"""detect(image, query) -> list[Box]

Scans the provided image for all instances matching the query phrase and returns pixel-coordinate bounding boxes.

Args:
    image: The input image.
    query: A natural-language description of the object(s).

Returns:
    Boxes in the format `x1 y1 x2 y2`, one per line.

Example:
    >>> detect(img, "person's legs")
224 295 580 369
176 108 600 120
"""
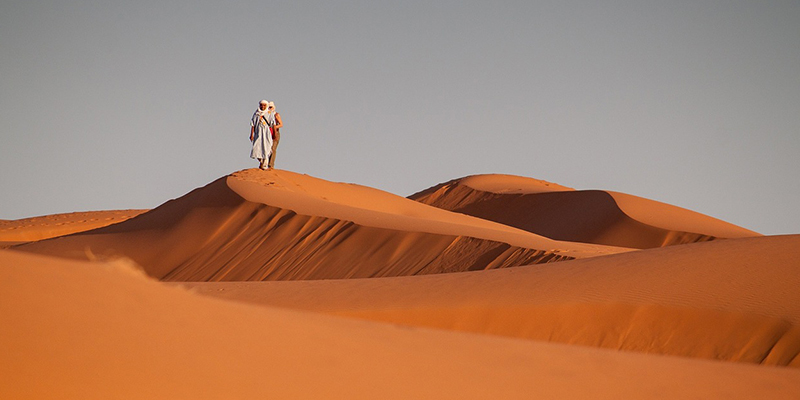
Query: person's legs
268 130 280 168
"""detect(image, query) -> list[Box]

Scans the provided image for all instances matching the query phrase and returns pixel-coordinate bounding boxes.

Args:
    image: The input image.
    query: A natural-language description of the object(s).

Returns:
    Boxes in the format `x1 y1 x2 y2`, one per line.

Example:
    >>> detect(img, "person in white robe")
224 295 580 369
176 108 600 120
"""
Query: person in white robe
250 100 274 170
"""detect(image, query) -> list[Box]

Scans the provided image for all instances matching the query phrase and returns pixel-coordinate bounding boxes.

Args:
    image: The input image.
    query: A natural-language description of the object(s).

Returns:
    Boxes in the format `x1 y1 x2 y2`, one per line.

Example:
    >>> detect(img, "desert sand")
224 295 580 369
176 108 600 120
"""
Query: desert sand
184 234 800 366
410 174 760 248
0 209 146 248
2 169 798 398
14 170 627 281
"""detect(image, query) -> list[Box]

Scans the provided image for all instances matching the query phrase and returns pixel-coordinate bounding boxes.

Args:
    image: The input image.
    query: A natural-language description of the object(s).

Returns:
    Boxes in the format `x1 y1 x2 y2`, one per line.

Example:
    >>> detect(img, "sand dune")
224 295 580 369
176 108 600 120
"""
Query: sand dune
3 249 799 400
184 234 800 367
14 169 625 281
0 210 146 248
3 169 797 398
410 174 760 248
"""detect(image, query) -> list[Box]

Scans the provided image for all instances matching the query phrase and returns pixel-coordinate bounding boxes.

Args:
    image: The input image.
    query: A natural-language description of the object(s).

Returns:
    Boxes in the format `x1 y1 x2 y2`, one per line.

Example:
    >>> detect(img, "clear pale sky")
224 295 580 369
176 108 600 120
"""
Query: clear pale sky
2 1 798 234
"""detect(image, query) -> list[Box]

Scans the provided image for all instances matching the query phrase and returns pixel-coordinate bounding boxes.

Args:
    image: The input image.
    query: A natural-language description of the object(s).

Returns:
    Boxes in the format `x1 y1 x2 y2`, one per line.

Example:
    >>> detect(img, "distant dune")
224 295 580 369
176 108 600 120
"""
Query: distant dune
0 210 146 248
410 174 760 248
3 168 798 399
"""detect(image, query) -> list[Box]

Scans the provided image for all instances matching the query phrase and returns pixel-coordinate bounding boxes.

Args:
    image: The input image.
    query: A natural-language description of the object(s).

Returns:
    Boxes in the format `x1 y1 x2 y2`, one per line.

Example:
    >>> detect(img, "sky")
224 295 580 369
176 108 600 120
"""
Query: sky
1 0 798 235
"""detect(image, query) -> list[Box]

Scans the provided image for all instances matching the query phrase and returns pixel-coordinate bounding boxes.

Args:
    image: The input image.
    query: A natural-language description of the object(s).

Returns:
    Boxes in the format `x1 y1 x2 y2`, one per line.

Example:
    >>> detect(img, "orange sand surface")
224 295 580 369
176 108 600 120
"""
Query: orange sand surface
3 169 799 398
411 174 760 248
0 210 147 248
2 250 800 400
15 170 626 281
184 234 800 366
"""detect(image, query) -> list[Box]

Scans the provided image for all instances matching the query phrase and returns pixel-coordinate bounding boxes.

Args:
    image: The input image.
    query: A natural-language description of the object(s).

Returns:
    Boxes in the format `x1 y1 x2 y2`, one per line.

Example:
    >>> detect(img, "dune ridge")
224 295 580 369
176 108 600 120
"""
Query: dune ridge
3 168 798 398
410 174 760 249
15 170 604 281
226 169 623 257
0 210 146 248
184 234 800 367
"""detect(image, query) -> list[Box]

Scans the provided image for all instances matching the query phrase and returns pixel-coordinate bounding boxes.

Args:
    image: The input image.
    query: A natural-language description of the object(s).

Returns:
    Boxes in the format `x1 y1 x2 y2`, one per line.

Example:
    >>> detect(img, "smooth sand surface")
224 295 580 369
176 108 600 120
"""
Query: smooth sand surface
3 170 798 398
3 250 800 400
14 170 626 281
183 234 800 366
0 210 146 248
410 174 760 248
226 169 623 257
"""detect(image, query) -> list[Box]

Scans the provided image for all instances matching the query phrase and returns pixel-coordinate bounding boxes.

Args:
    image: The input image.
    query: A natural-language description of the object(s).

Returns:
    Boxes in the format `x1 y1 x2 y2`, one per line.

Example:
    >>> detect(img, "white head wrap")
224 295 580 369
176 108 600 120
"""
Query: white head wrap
253 100 273 127
255 100 270 118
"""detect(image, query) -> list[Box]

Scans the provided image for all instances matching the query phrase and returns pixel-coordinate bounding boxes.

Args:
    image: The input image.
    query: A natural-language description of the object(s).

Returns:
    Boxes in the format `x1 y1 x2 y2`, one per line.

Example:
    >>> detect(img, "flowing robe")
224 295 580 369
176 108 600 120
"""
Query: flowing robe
250 110 274 160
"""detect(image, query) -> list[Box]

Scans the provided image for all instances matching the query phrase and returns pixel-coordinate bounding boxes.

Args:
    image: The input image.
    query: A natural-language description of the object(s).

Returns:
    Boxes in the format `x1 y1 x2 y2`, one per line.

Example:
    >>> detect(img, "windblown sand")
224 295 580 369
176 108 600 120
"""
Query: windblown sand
2 169 798 399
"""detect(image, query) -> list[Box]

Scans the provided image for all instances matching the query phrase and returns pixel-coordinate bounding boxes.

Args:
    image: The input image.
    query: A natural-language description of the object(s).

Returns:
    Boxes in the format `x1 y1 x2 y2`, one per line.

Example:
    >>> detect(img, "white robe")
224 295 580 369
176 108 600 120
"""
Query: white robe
250 110 274 160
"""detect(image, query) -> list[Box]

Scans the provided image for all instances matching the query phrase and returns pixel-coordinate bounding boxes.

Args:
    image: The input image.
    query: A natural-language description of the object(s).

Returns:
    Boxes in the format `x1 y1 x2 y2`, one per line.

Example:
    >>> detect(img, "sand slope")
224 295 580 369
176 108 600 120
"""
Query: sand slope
0 210 146 248
410 174 760 248
14 170 625 281
3 169 798 398
184 234 800 367
3 250 800 400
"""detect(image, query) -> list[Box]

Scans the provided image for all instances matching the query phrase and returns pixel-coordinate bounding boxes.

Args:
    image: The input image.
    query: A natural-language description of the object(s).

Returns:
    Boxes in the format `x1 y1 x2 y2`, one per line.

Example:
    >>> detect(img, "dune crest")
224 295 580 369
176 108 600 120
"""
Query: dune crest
16 170 628 281
410 174 760 249
0 210 146 248
3 169 799 398
184 235 800 367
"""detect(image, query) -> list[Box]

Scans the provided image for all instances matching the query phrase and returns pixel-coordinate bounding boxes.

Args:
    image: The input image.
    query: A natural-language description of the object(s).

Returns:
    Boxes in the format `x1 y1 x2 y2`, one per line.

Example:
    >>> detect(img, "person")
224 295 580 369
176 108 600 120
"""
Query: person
250 100 274 170
267 101 283 169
